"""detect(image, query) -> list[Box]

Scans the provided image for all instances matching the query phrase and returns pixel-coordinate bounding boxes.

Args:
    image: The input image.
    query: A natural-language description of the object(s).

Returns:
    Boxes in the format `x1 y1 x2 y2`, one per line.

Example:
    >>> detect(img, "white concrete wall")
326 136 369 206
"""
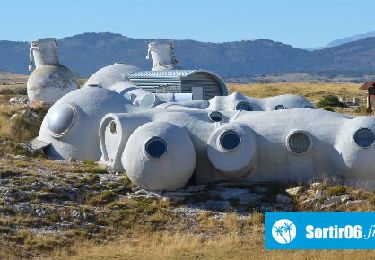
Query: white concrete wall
100 108 375 190
122 122 196 191
27 65 77 105
37 86 133 160
157 91 314 111
84 63 141 89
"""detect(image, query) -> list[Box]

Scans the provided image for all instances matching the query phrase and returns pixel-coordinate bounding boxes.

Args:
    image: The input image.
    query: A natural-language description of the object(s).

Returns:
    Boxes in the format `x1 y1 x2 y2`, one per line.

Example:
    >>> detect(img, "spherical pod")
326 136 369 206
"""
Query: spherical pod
37 85 131 160
122 122 196 191
27 65 77 106
207 123 257 178
335 116 375 186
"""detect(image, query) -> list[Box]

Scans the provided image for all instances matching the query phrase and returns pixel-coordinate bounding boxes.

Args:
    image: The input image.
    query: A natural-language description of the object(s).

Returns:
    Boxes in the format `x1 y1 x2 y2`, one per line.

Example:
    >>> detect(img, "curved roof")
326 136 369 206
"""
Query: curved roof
128 69 228 95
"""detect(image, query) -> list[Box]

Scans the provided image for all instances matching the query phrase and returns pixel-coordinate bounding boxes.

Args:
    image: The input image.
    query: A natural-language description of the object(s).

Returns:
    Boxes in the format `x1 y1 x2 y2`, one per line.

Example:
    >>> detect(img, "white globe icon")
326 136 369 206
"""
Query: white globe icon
272 219 296 244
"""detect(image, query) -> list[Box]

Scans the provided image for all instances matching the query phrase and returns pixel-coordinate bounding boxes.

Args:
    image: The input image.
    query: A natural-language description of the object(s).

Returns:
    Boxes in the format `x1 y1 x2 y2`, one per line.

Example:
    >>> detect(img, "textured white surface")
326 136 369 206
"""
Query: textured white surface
122 122 196 191
84 63 141 89
157 91 314 111
100 108 375 190
27 65 77 105
27 38 77 105
37 86 132 160
207 124 257 178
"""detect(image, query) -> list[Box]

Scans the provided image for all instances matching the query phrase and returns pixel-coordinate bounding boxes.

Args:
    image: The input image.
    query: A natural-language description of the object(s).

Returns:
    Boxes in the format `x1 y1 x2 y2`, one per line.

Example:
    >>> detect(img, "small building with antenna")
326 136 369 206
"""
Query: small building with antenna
128 41 228 100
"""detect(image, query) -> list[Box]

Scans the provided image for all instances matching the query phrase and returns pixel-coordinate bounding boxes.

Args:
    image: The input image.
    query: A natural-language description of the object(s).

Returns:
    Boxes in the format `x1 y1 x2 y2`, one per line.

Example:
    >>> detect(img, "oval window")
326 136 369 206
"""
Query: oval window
145 137 168 158
219 130 241 151
47 103 76 137
109 121 117 134
275 104 285 110
235 101 253 111
209 111 223 122
353 128 375 148
288 132 311 154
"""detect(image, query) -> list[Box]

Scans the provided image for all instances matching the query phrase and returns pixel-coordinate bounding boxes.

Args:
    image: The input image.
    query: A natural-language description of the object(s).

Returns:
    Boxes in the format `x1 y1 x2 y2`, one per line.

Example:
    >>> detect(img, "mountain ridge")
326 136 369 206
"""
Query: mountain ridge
1 32 375 78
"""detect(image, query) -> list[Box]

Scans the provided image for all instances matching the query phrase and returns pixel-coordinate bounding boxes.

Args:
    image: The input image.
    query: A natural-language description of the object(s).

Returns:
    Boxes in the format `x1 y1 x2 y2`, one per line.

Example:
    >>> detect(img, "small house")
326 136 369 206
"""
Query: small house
360 81 375 109
127 70 228 100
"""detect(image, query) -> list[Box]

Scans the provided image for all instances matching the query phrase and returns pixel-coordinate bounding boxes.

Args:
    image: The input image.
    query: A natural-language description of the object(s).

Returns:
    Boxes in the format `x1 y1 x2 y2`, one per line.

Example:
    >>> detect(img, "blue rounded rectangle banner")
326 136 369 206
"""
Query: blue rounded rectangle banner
265 212 375 249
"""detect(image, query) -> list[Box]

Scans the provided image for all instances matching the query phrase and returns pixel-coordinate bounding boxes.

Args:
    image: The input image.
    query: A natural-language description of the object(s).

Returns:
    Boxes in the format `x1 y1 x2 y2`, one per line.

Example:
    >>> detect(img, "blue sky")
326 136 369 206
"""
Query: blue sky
1 0 375 48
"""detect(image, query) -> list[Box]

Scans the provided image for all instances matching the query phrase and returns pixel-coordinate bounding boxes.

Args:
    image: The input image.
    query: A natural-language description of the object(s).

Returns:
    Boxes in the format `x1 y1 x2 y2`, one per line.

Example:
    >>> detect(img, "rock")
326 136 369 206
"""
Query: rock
276 194 292 204
285 186 303 196
8 97 29 106
346 200 369 206
12 155 27 160
320 195 351 208
10 114 18 120
340 195 351 203
301 198 316 206
67 157 76 163
311 182 322 189
314 189 322 199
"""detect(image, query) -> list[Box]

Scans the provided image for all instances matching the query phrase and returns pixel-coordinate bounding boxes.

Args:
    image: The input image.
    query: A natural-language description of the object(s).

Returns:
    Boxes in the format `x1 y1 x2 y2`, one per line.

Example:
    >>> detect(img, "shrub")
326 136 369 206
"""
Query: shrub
327 185 347 196
317 95 346 108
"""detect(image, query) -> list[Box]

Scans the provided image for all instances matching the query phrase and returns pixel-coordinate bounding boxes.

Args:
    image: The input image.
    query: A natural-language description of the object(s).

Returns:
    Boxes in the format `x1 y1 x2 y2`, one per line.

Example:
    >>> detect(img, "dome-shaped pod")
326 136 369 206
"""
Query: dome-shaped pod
207 124 257 178
202 92 314 112
263 94 314 111
36 86 131 160
335 116 375 185
84 63 141 90
27 38 77 107
208 92 262 111
122 122 196 191
27 65 77 107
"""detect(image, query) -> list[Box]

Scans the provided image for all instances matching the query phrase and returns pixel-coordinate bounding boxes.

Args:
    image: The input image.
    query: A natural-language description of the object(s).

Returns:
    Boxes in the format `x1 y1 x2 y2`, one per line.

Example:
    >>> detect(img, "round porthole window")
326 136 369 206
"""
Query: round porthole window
145 137 168 159
209 111 223 122
47 103 76 137
219 130 241 151
353 128 375 148
275 104 285 110
235 101 253 111
287 131 311 154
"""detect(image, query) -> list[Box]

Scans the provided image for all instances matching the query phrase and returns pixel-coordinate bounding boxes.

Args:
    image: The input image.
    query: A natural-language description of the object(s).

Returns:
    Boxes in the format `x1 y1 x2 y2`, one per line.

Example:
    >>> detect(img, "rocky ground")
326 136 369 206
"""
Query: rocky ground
0 150 374 258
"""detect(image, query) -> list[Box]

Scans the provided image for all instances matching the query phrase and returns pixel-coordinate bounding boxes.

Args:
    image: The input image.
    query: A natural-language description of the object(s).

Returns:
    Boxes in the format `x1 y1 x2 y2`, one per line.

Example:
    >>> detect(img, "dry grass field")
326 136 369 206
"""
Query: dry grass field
1 79 375 259
228 82 367 106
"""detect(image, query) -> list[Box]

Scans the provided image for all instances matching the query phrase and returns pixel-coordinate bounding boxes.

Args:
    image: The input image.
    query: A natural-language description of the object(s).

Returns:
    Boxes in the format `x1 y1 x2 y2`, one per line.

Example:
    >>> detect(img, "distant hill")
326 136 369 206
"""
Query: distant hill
0 70 28 84
2 32 375 79
326 31 375 48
